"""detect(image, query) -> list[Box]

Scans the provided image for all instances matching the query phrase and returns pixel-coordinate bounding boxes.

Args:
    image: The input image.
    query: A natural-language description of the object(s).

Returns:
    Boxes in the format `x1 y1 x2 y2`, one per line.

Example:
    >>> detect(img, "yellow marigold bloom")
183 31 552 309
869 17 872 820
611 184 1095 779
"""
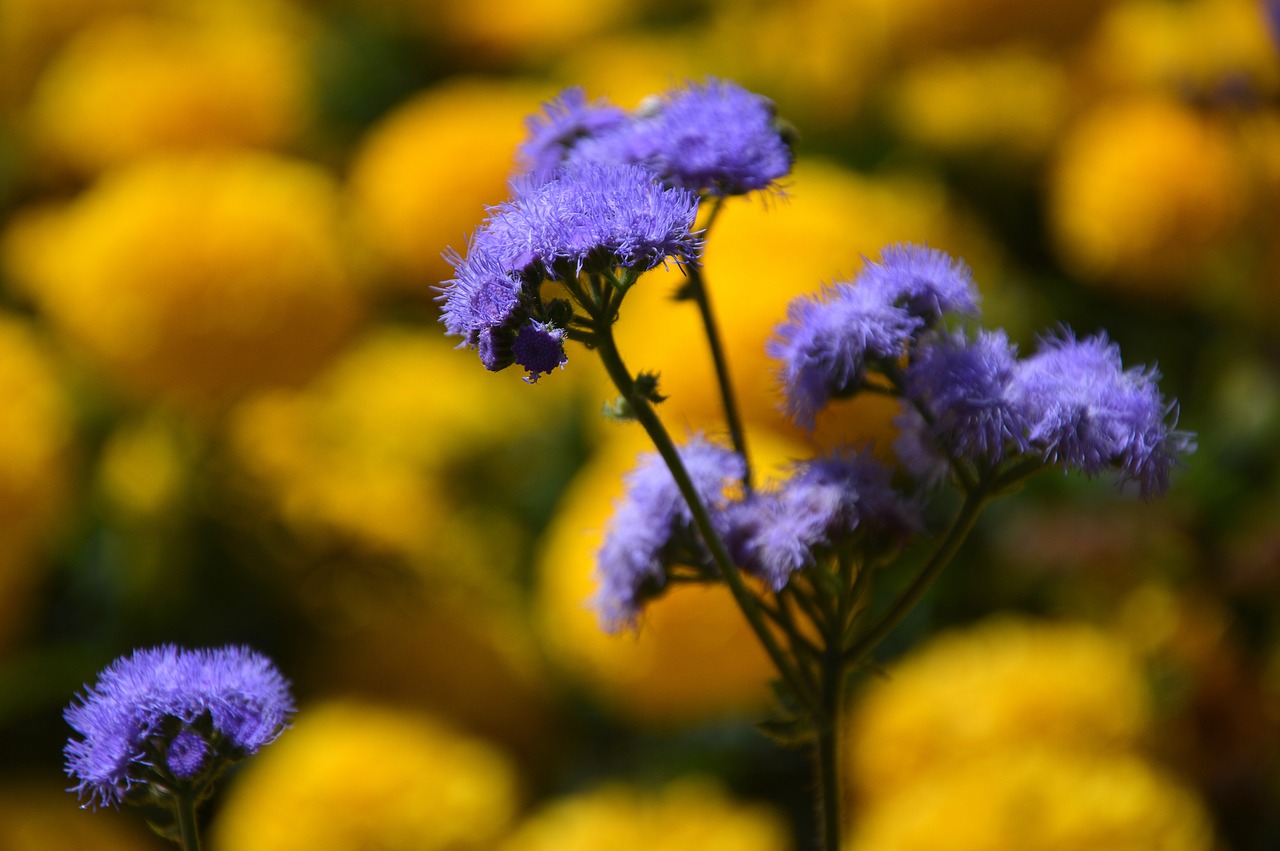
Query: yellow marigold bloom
846 617 1152 806
885 47 1070 161
534 427 808 724
0 784 164 850
500 778 792 851
209 700 519 851
226 326 561 577
10 151 363 414
1048 96 1244 294
0 314 73 651
27 2 313 173
348 78 553 290
846 748 1215 851
602 158 1002 456
1085 0 1280 99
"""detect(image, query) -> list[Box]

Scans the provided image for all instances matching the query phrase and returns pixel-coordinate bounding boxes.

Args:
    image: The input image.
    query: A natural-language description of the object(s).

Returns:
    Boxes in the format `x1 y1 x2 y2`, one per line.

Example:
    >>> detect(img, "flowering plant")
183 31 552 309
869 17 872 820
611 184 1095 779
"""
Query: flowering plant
439 78 1194 849
64 645 294 851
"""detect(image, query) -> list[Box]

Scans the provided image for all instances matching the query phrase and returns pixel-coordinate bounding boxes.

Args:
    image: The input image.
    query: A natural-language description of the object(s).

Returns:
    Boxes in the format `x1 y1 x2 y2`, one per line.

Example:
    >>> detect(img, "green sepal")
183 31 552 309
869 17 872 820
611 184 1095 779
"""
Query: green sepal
635 371 666 404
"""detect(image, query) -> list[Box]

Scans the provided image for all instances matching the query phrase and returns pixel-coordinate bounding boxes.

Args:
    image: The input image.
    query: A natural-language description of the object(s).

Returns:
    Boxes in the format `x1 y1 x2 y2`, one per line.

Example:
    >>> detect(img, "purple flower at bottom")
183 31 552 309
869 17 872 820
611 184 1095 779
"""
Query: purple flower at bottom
1011 331 1194 497
512 320 567 382
594 436 746 630
64 645 294 808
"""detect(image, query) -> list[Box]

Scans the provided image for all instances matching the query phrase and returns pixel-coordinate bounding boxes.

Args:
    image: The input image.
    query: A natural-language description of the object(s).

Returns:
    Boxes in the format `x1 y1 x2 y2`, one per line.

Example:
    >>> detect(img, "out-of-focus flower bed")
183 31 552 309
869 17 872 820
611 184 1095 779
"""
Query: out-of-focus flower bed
0 0 1277 848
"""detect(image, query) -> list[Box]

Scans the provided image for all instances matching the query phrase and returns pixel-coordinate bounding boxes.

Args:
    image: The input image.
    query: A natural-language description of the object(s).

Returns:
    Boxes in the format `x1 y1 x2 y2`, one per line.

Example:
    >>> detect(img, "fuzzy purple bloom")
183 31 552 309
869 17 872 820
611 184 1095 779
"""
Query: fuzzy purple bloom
572 79 794 196
64 645 293 808
901 329 1026 468
594 436 746 630
1010 331 1194 497
512 320 567 382
770 244 979 429
729 450 921 589
517 87 629 183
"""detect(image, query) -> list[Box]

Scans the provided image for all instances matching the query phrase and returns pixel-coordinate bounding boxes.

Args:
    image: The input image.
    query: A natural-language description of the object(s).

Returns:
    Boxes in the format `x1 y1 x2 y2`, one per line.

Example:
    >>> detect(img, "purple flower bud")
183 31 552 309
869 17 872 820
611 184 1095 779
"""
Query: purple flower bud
512 320 567 382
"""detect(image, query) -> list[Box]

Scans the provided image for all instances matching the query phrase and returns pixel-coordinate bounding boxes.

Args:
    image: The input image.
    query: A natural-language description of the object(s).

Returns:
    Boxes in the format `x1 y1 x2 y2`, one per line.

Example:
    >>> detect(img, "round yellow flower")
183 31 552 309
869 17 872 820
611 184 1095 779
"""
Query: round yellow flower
846 748 1214 851
846 617 1153 806
209 700 520 851
0 314 74 651
27 2 313 173
534 427 807 724
10 151 364 414
1048 96 1244 295
1084 0 1280 100
347 77 554 290
500 778 792 851
225 326 566 579
885 47 1069 162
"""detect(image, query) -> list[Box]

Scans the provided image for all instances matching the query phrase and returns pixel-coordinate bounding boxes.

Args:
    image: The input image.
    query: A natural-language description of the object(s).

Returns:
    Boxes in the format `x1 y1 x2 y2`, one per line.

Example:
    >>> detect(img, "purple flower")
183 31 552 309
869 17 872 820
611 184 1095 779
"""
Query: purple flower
1010 331 1194 497
728 450 921 589
440 162 701 376
594 436 746 630
901 329 1026 469
517 87 628 183
512 319 567 382
573 79 794 196
64 645 294 808
770 244 980 429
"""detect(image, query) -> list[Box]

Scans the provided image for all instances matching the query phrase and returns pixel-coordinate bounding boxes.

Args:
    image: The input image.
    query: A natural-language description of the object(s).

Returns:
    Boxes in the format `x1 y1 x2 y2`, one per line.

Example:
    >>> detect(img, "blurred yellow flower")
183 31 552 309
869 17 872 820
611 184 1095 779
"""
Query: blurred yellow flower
862 0 1114 51
534 426 801 724
7 151 364 414
0 784 164 851
600 157 1002 456
226 325 564 580
348 77 554 290
1048 96 1244 295
96 413 188 518
885 47 1070 161
209 700 519 851
500 778 792 851
846 748 1215 851
0 314 73 651
431 0 634 61
846 617 1152 806
27 2 314 173
1085 0 1280 99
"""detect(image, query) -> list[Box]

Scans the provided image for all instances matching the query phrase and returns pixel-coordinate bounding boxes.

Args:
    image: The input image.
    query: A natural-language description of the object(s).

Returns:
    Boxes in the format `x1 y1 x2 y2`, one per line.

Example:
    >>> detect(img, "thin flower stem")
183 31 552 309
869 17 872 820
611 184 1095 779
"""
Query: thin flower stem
816 655 844 851
843 487 990 666
682 199 752 488
591 314 820 718
172 790 203 851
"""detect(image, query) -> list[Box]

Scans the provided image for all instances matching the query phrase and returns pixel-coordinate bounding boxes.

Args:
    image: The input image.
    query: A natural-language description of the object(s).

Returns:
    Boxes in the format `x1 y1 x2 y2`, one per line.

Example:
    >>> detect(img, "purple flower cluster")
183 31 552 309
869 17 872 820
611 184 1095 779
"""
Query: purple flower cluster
441 161 700 380
593 439 923 627
726 451 922 591
518 79 794 197
769 244 979 428
64 645 294 808
768 243 1192 497
595 436 746 629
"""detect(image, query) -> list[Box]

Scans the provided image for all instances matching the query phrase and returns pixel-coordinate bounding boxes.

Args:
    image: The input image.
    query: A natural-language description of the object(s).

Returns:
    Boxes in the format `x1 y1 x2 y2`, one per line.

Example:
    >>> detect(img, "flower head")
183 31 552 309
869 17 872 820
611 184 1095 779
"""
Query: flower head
64 645 294 808
574 79 795 196
770 244 979 429
1011 331 1194 497
517 86 629 183
594 436 746 629
900 328 1026 471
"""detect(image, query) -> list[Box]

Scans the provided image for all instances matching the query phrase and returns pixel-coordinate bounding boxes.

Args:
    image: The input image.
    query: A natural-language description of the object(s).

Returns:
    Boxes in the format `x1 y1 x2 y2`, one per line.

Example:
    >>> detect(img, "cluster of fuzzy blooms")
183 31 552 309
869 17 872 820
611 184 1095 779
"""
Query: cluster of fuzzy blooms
434 78 1193 631
595 244 1195 627
439 79 793 381
64 645 294 808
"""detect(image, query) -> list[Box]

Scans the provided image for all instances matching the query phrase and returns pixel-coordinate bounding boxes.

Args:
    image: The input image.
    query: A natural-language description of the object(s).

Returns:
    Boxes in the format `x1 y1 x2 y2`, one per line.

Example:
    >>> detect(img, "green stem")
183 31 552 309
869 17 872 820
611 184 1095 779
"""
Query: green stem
843 488 990 666
172 790 203 851
591 316 819 717
686 261 752 489
816 657 844 851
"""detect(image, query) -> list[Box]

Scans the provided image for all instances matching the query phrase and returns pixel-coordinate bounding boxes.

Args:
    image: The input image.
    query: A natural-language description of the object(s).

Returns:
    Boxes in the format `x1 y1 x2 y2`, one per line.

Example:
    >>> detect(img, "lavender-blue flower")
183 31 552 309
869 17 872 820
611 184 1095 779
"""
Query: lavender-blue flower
594 436 746 630
517 86 629 183
64 645 294 808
